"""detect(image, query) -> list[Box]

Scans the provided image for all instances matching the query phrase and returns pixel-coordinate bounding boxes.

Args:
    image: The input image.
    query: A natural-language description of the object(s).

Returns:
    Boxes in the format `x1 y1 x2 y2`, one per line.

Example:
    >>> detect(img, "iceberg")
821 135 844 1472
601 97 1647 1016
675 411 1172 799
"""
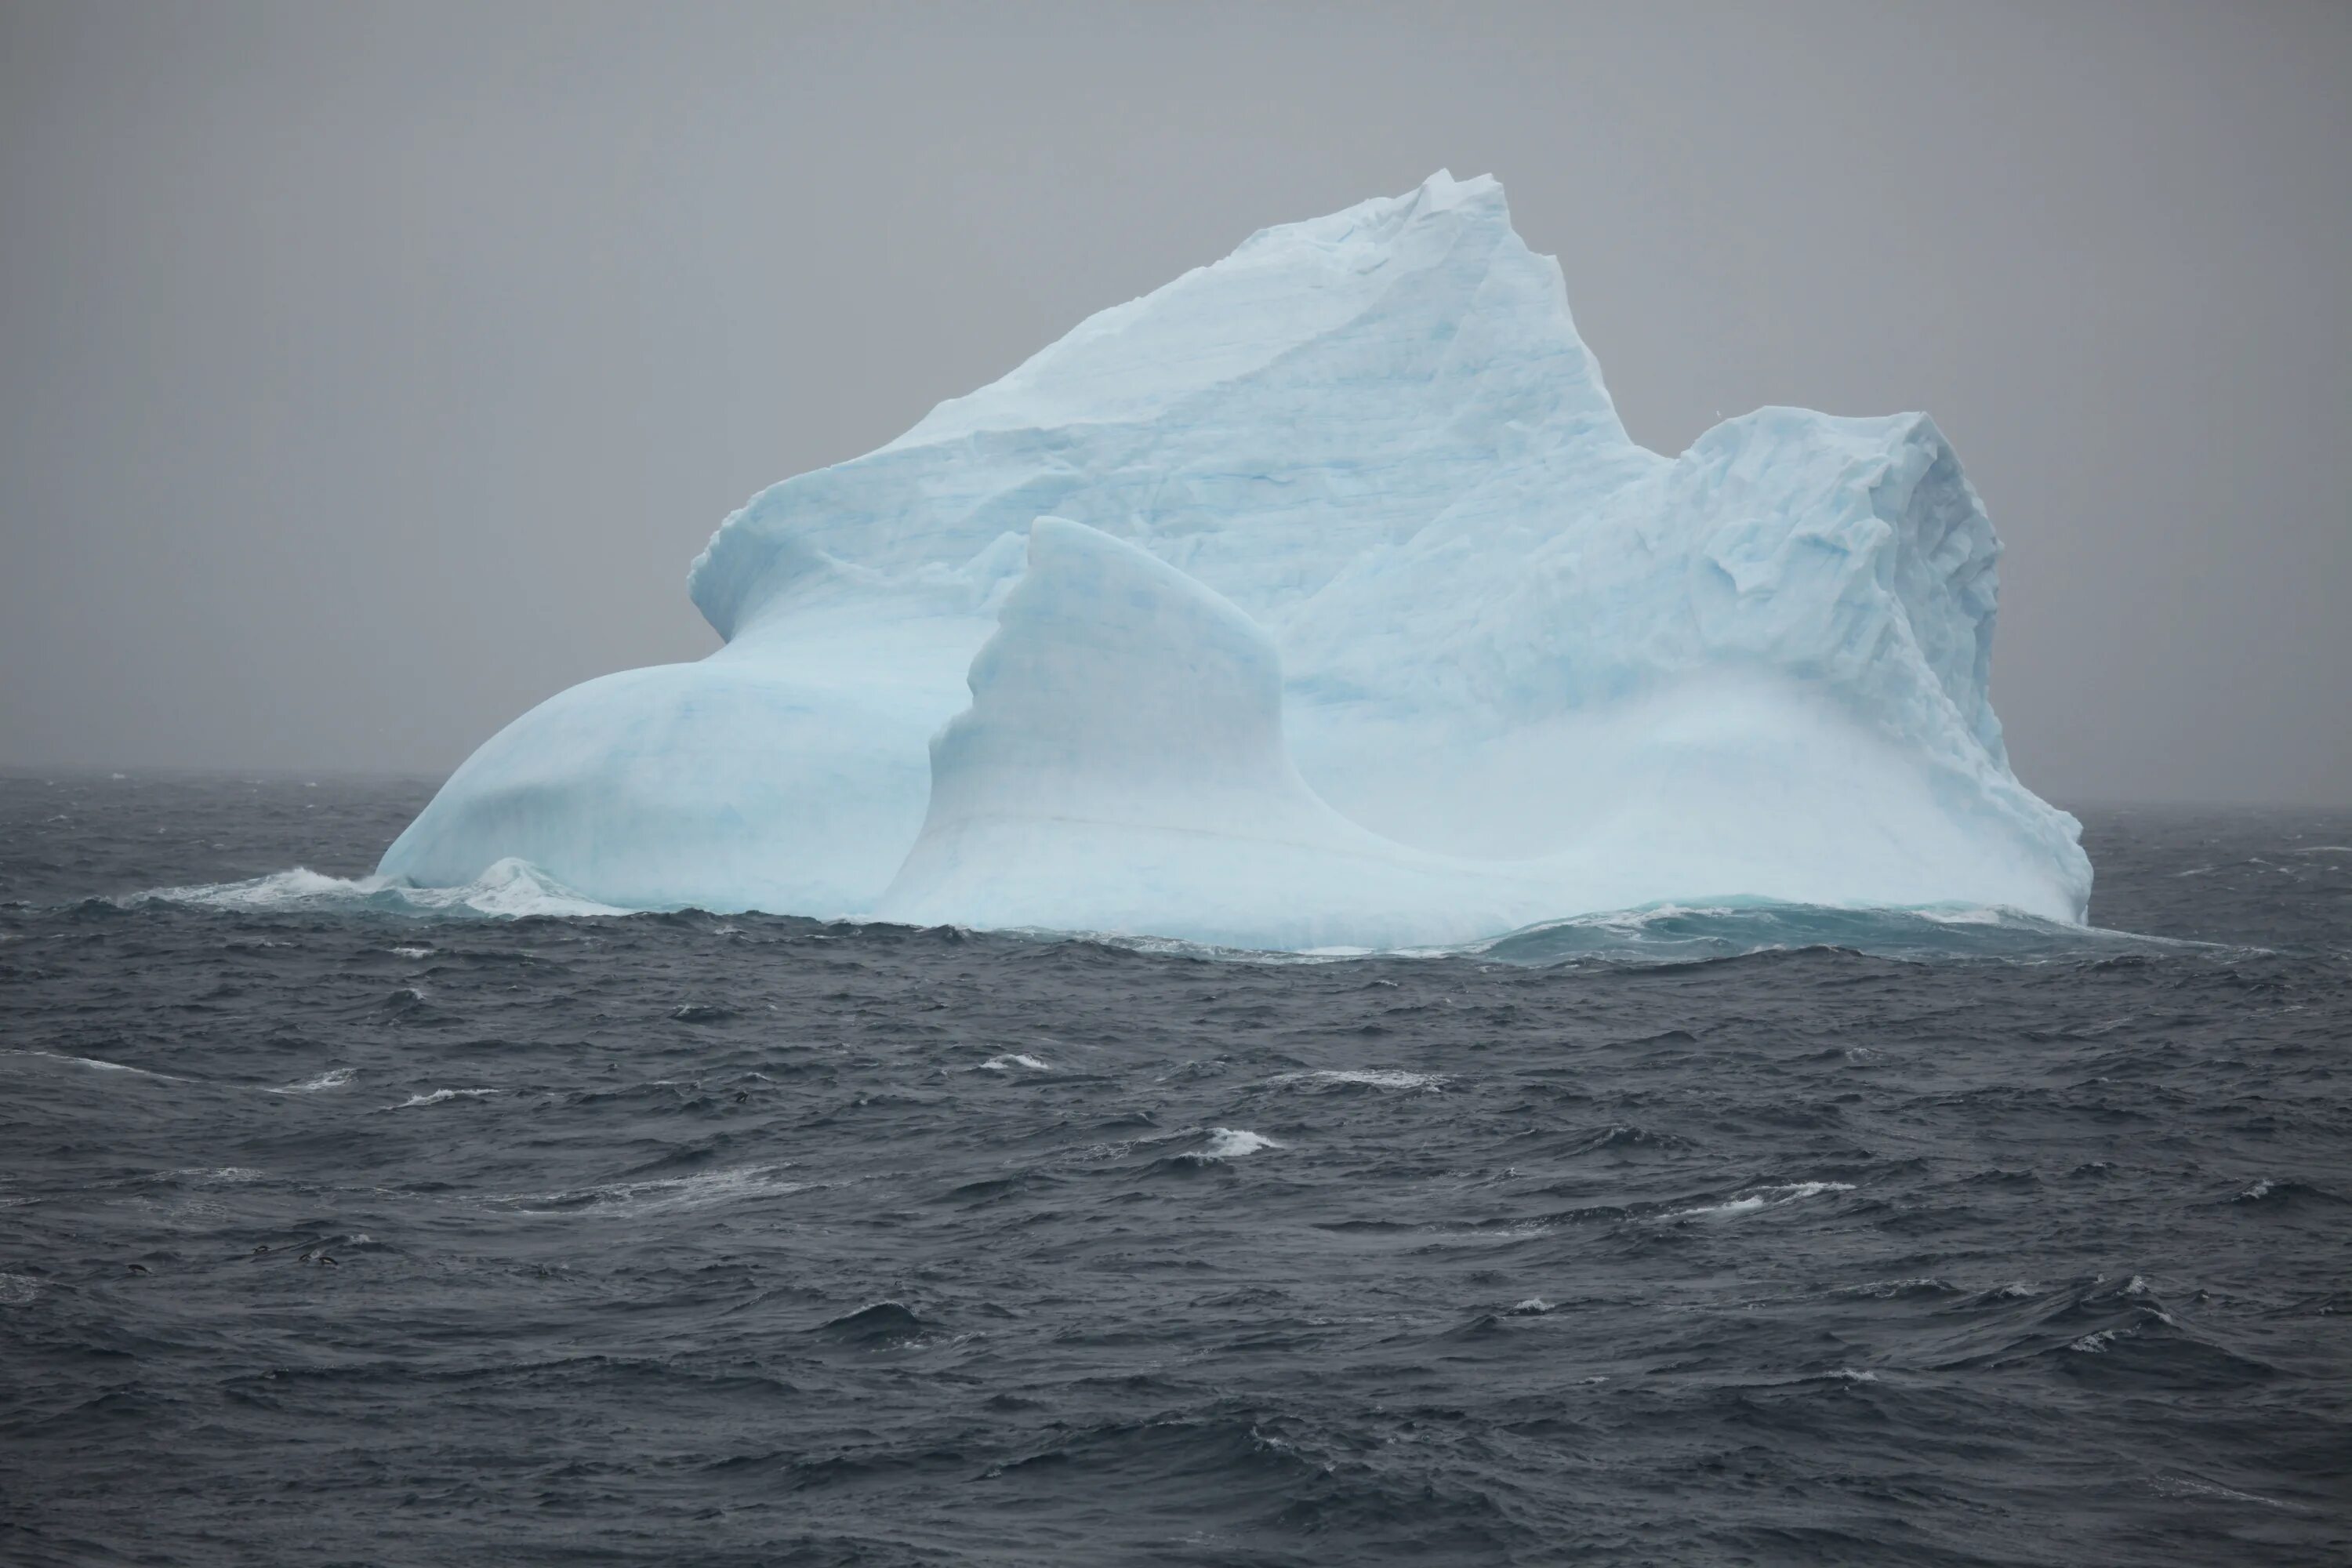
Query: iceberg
380 171 2089 945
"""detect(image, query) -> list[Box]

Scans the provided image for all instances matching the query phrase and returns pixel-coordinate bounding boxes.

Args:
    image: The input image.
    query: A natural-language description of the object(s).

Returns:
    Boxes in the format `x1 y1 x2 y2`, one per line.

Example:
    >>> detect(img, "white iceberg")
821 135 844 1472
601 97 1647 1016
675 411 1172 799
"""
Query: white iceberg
380 171 2089 944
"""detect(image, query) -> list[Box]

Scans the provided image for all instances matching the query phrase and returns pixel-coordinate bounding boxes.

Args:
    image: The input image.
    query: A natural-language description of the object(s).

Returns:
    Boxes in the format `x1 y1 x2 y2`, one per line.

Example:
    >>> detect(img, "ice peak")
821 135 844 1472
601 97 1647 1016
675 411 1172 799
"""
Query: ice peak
1395 167 1508 220
881 170 1575 457
1236 167 1506 255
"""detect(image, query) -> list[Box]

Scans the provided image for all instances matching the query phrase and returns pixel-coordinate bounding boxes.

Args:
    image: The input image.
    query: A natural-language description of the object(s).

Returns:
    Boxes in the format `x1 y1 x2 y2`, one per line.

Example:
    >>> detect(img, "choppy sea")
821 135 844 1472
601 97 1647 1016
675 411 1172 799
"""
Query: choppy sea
2 774 2347 1566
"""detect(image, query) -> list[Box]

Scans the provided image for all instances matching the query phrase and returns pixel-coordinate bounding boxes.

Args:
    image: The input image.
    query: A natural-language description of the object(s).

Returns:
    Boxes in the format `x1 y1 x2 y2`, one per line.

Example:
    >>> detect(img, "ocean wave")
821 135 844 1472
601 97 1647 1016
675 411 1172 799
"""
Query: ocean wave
266 1068 355 1094
390 1087 498 1109
964 900 2217 967
1663 1180 1856 1221
1200 1128 1282 1159
3 1049 186 1082
1269 1069 1443 1092
2150 1475 2298 1510
491 1163 810 1218
123 858 622 920
1463 902 2212 967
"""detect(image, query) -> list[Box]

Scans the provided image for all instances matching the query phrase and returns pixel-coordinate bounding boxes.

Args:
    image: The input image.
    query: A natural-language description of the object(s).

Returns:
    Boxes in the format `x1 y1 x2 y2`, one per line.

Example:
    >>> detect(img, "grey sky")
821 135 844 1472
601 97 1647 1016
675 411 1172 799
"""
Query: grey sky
2 1 2345 806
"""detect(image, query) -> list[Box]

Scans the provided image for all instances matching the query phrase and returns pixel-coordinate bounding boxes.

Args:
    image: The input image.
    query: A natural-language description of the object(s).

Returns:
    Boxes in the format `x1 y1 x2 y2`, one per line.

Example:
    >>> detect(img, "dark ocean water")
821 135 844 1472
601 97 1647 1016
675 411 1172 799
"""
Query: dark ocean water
2 774 2347 1566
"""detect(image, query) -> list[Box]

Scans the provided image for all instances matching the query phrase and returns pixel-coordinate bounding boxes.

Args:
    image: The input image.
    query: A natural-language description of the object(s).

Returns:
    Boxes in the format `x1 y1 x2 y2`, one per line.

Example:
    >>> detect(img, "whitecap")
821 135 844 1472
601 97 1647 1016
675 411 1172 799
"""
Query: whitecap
1270 1069 1443 1091
128 858 622 920
1664 1180 1854 1221
390 1087 498 1109
134 866 350 909
1839 1276 1951 1299
495 1163 808 1217
6 1050 184 1082
170 1167 265 1184
978 1054 1050 1072
266 1068 354 1094
2151 1475 2292 1509
1918 906 2008 926
1201 1128 1281 1158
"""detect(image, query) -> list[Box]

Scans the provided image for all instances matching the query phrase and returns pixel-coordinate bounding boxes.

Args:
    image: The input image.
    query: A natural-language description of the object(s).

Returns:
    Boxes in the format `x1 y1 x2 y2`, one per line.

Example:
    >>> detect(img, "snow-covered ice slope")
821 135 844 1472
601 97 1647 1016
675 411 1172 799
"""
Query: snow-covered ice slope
380 171 2089 942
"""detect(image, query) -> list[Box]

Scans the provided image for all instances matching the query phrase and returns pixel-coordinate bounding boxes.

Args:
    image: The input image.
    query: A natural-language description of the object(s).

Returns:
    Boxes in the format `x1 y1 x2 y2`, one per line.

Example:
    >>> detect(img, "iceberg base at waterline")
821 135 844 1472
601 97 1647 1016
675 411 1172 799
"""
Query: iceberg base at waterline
377 171 2089 949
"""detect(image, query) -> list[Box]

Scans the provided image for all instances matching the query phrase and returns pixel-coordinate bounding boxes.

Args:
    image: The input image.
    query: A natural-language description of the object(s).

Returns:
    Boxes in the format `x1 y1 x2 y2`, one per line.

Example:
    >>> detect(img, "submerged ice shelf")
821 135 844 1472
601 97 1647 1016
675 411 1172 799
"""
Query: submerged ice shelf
380 171 2089 947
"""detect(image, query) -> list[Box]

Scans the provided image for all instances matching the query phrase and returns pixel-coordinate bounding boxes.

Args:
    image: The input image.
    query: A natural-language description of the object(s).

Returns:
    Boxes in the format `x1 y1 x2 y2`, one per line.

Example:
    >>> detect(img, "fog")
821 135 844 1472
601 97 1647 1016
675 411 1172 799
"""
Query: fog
2 2 2344 805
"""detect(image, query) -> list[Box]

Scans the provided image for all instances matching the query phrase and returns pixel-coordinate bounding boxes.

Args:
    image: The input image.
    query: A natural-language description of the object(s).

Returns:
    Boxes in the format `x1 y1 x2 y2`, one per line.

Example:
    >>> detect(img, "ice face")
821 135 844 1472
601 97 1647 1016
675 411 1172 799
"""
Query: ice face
875 518 1561 949
379 171 2091 942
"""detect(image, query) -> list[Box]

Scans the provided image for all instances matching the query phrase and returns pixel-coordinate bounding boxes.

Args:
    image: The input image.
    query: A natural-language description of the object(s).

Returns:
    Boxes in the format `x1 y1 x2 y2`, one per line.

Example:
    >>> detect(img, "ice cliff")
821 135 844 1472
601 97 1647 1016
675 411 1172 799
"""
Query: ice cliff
380 171 2090 945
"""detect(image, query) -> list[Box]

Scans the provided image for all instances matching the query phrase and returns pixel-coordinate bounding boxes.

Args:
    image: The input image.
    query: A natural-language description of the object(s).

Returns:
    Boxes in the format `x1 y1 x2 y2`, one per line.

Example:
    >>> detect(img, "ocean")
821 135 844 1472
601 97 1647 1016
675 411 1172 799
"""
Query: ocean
2 774 2346 1565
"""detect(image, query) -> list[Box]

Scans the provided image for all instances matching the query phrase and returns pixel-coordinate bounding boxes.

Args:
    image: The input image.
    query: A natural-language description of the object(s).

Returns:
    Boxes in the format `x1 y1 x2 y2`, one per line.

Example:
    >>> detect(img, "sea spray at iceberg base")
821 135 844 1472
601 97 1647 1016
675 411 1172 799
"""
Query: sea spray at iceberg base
379 172 2090 946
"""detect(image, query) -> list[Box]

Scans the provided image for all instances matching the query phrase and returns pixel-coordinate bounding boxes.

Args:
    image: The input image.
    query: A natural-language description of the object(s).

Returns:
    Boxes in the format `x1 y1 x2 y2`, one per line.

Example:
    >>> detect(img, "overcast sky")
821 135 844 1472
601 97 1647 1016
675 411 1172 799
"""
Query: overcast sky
2 2 2345 805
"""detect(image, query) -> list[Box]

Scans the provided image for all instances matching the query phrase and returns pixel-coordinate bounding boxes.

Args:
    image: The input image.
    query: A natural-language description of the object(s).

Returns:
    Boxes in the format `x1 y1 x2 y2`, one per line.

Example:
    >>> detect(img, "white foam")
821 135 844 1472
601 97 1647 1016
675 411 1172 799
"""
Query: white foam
1841 1276 1950 1298
136 866 351 909
1201 1128 1282 1159
978 1054 1050 1072
497 1163 808 1217
1918 906 2008 927
391 1087 498 1109
390 946 434 959
130 858 622 920
1664 1181 1854 1221
1271 1069 1443 1091
267 1068 355 1094
0 1272 40 1305
2151 1475 2292 1509
6 1050 183 1081
444 859 622 918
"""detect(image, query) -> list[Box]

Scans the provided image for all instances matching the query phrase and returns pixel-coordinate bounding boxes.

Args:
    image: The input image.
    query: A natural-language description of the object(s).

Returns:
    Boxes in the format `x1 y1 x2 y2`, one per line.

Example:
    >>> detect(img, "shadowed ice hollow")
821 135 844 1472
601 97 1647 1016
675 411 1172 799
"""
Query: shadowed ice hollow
379 171 2089 946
